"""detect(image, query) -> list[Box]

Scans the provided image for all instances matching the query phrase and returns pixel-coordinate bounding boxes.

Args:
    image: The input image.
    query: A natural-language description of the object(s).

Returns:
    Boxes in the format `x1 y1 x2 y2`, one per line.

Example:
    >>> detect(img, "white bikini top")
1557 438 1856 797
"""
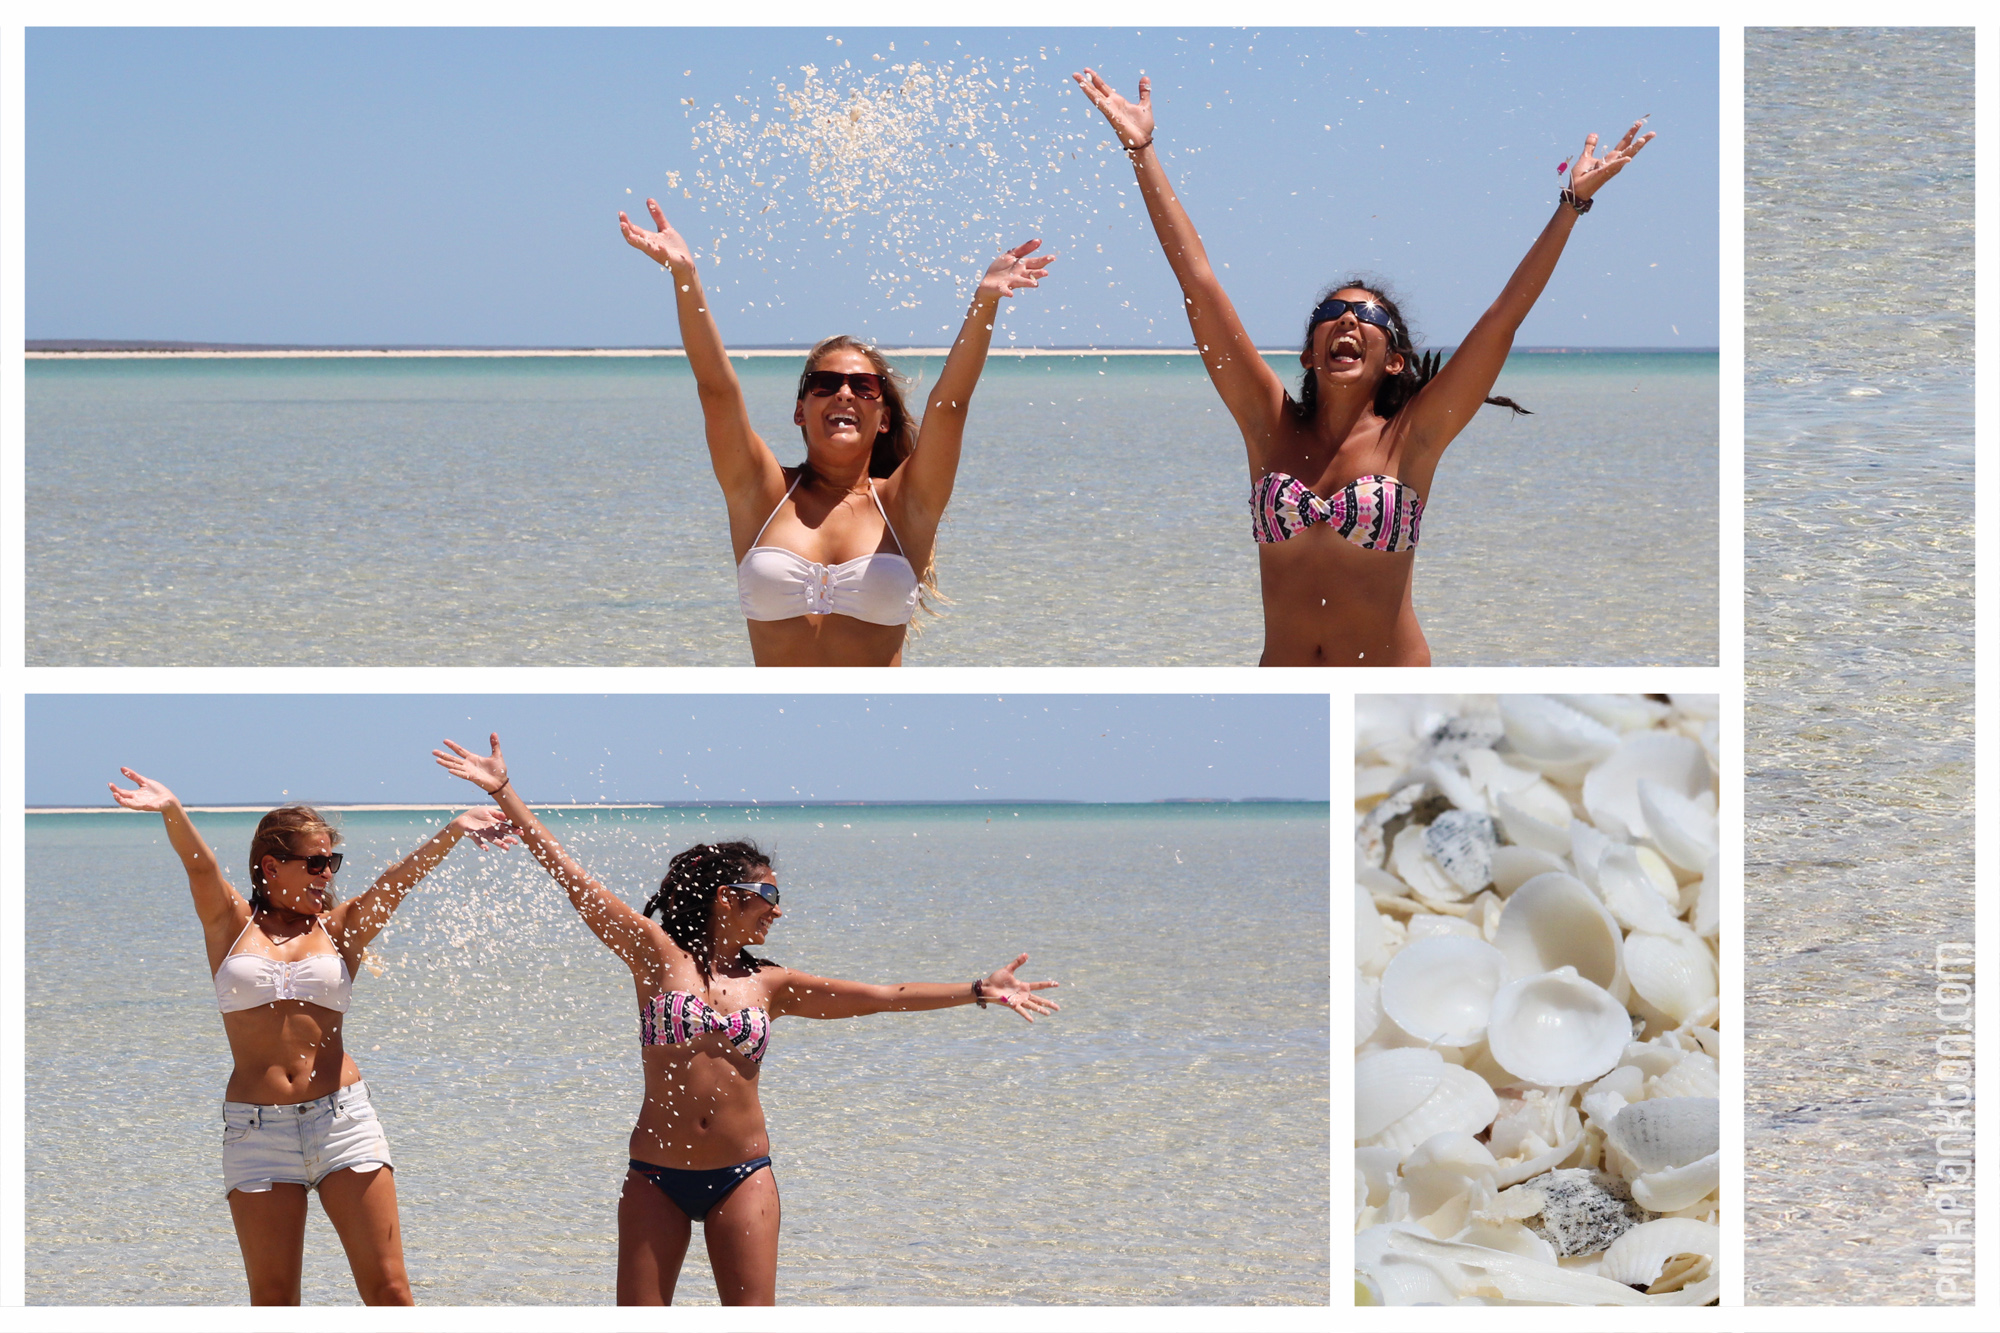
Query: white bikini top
736 476 921 626
213 914 352 1014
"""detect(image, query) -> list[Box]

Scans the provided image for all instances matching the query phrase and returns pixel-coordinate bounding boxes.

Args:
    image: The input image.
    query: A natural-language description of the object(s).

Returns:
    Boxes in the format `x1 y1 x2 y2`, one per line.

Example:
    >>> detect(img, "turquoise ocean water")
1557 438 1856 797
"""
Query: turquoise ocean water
26 802 1329 1305
26 351 1714 666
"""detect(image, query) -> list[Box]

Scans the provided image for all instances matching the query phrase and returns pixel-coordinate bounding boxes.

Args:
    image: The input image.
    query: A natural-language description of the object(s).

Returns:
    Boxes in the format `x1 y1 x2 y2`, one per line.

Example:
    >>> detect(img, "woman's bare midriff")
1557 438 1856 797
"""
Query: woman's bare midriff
1256 533 1431 667
746 615 908 667
630 1042 771 1170
221 1003 361 1104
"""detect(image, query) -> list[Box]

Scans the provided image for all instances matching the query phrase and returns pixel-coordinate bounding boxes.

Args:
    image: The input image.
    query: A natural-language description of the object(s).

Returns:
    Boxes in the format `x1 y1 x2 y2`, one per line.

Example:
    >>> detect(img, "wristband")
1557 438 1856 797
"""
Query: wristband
485 777 512 799
972 979 987 1009
1560 188 1593 215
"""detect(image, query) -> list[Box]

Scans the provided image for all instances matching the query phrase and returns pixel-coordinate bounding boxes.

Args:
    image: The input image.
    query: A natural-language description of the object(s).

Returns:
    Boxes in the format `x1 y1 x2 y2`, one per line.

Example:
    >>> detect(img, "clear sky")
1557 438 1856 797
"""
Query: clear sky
27 26 1717 349
26 694 1330 807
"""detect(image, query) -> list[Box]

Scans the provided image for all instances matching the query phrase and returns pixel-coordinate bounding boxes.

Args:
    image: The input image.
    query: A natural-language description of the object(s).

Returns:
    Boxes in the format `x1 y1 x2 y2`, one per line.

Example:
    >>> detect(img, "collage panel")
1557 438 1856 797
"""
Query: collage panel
1743 27 1977 1309
22 25 1717 669
21 693 1330 1308
1353 693 1724 1307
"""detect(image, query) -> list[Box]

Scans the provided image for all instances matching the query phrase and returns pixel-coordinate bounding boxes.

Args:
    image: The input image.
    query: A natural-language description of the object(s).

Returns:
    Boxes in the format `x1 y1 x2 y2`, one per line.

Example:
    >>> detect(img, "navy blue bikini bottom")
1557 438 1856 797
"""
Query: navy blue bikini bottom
629 1156 773 1221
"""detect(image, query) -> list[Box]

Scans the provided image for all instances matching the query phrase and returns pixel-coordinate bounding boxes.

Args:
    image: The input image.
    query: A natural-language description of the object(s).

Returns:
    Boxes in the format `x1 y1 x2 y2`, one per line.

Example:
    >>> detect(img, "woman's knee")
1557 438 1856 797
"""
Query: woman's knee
361 1273 415 1306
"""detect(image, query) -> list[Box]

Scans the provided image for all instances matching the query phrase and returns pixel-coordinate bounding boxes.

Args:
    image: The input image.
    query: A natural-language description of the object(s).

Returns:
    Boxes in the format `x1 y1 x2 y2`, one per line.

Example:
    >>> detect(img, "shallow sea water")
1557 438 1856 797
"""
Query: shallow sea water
1744 28 1974 1305
26 351 1714 666
27 803 1328 1305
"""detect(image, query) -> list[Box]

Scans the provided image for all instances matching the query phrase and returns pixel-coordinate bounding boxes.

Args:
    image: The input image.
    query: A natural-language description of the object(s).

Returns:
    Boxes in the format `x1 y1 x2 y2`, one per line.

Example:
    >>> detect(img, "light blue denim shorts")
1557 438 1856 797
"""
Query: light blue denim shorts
220 1081 393 1197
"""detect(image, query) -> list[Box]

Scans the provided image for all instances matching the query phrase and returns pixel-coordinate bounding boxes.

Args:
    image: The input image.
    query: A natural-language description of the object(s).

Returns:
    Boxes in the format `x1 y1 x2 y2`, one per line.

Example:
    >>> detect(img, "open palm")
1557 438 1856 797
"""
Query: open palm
1072 68 1154 151
109 767 178 812
619 197 695 270
980 240 1055 299
1569 120 1656 200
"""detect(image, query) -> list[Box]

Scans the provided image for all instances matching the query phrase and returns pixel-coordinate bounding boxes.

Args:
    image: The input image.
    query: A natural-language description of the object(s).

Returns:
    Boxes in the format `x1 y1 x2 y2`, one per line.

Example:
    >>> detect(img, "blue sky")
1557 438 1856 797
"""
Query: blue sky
26 694 1330 806
27 27 1717 349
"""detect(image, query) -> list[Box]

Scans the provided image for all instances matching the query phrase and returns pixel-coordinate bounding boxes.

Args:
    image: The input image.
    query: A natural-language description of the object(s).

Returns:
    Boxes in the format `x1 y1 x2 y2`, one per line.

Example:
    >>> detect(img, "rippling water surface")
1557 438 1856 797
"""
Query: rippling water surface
27 803 1328 1305
27 351 1713 666
1744 28 1973 1305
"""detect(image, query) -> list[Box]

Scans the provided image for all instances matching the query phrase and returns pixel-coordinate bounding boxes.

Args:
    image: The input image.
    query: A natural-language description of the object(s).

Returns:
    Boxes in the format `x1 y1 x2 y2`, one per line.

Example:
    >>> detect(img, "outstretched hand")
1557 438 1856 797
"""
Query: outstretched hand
1568 120 1655 201
108 767 178 813
434 733 509 796
453 806 520 850
619 198 696 271
979 240 1054 300
1072 68 1154 151
982 952 1061 1023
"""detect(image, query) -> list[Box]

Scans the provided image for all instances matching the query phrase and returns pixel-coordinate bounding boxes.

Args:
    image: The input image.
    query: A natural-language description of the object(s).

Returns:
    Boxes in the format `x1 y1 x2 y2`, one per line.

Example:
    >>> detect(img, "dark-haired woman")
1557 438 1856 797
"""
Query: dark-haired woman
433 733 1059 1305
619 199 1053 666
105 769 513 1305
1074 70 1654 666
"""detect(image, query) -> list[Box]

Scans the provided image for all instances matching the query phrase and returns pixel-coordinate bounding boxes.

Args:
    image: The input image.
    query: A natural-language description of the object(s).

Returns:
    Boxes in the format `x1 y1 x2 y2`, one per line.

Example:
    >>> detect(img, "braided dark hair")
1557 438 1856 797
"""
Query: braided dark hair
642 840 777 980
1289 280 1530 423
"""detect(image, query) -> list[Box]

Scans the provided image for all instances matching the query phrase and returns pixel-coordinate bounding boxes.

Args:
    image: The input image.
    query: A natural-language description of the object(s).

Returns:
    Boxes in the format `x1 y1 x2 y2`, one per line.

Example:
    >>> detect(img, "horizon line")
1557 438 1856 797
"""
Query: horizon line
26 340 1719 359
28 796 1326 814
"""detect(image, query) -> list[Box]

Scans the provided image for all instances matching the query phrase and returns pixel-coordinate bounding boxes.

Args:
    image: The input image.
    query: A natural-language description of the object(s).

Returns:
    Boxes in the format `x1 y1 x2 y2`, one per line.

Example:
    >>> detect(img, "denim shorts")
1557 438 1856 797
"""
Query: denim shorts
221 1081 393 1197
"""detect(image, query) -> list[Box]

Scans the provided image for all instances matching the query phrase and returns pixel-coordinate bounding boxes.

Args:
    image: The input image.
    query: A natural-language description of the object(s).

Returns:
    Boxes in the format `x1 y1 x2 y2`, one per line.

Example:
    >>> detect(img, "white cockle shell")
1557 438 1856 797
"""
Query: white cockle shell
1499 695 1620 782
1389 824 1465 902
1624 927 1719 1025
1596 845 1684 935
1491 844 1571 894
1630 1154 1722 1214
1583 731 1710 842
1637 779 1719 873
1608 1097 1719 1173
1357 1049 1500 1157
1493 788 1574 856
1381 936 1507 1047
1487 968 1633 1087
1557 693 1672 733
1356 972 1384 1047
1400 1133 1499 1227
1599 1218 1719 1293
1492 873 1625 995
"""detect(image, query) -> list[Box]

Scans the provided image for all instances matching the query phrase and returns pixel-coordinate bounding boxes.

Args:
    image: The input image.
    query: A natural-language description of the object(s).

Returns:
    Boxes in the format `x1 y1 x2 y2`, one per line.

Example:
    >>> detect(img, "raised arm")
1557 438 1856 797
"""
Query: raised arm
896 242 1055 528
1074 69 1287 438
771 952 1059 1024
621 199 783 501
1395 122 1655 466
329 807 518 954
433 733 660 974
109 768 245 939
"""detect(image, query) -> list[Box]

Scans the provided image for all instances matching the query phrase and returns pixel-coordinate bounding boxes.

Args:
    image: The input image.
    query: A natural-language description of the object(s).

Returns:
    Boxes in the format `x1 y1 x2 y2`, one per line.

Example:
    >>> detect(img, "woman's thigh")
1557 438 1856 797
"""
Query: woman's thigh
317 1165 414 1306
702 1165 780 1306
618 1168 694 1306
227 1183 309 1305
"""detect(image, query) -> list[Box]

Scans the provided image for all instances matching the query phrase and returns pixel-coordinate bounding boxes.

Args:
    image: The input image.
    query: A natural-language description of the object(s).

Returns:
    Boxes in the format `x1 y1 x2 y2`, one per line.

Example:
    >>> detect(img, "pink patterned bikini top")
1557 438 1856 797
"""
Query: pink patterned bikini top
1251 471 1424 553
641 990 772 1063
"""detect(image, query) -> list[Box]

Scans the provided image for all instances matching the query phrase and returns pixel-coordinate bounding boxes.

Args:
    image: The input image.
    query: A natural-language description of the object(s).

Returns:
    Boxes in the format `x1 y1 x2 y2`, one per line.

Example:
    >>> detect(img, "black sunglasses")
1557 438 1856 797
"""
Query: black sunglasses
274 852 344 875
797 369 885 401
724 880 781 906
1309 297 1397 334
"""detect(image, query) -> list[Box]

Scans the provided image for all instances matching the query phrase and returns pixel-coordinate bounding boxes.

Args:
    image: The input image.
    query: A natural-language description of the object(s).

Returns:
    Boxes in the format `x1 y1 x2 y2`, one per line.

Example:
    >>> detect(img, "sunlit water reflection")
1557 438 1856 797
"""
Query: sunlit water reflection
1744 27 1973 1306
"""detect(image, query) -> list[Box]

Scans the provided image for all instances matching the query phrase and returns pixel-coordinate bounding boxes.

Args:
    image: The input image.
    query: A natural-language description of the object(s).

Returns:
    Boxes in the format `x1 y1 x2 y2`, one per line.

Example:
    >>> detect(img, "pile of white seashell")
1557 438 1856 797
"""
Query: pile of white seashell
1355 694 1721 1306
